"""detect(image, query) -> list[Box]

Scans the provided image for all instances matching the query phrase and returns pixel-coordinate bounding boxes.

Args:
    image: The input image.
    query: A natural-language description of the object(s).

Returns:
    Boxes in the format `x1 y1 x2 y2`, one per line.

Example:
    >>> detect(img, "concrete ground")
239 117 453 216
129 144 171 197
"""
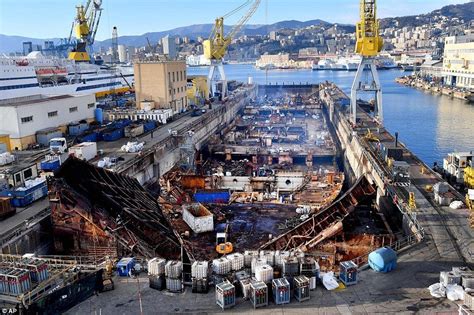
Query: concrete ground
67 238 465 315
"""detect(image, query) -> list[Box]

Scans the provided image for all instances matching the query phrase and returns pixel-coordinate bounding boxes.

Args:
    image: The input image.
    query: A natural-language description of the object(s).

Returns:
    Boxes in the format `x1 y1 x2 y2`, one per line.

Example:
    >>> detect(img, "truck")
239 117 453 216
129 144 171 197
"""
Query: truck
49 137 68 154
68 142 97 161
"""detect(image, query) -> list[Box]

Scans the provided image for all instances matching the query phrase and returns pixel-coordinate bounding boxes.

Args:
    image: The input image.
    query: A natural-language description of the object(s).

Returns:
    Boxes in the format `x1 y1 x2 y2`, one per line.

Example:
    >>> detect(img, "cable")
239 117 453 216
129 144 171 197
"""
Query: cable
223 0 252 18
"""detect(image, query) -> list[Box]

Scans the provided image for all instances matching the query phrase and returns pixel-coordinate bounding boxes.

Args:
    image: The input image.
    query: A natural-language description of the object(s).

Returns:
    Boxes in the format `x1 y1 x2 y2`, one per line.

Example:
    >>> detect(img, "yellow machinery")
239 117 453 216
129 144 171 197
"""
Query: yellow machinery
204 0 261 98
464 167 474 189
216 224 233 255
364 129 380 142
408 192 416 212
466 194 474 228
350 0 384 125
68 0 103 62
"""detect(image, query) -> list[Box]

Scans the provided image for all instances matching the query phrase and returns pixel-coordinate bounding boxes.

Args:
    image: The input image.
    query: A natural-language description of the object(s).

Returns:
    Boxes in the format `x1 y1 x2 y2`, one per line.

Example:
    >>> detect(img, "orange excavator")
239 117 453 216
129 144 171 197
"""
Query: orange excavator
216 223 233 255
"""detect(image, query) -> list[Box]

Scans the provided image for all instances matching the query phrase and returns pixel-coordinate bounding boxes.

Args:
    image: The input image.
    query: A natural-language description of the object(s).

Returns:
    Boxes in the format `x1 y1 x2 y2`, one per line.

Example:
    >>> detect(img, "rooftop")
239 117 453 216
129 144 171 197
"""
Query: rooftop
0 94 84 107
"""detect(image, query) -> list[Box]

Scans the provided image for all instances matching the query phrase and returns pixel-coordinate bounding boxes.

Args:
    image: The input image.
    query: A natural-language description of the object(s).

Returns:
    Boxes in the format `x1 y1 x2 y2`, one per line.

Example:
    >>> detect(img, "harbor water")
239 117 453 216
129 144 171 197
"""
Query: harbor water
188 64 474 166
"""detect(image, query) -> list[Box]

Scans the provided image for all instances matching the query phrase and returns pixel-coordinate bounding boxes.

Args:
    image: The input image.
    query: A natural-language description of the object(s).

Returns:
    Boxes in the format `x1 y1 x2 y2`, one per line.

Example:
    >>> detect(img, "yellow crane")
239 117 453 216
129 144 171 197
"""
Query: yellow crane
204 0 261 98
350 0 384 125
68 0 103 62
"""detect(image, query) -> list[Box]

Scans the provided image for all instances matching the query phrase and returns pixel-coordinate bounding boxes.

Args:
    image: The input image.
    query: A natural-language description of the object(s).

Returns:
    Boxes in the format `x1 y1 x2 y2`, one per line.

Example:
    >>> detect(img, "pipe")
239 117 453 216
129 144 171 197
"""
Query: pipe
395 132 399 147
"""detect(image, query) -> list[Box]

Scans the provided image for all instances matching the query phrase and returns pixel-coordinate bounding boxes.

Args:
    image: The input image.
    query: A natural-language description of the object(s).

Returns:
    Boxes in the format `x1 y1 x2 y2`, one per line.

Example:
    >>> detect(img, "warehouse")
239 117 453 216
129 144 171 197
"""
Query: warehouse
0 94 96 150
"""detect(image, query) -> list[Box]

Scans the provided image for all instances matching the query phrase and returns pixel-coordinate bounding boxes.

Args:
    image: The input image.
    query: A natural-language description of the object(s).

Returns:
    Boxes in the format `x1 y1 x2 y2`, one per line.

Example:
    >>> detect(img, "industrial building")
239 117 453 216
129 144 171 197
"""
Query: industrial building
134 61 188 115
0 94 96 150
443 35 474 89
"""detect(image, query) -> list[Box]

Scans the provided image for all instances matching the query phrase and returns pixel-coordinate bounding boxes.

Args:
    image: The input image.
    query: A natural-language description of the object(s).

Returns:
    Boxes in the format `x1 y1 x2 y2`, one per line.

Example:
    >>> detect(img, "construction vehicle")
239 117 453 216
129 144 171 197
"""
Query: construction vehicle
204 0 261 98
68 0 103 62
216 223 233 255
350 0 384 125
364 129 380 143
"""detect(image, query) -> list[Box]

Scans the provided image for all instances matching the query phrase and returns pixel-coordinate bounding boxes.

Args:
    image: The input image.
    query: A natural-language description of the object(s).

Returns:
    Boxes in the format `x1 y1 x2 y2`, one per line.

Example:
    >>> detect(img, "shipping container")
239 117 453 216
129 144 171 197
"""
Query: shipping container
143 120 157 132
40 155 62 172
1 178 48 208
78 131 98 143
182 203 214 233
68 122 89 136
194 190 230 204
68 142 97 161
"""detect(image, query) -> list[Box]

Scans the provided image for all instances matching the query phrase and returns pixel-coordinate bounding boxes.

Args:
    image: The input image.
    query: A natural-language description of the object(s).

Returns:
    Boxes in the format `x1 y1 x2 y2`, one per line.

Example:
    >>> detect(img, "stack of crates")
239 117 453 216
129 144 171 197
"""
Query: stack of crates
299 256 319 290
165 260 183 293
0 268 32 296
272 278 290 305
282 256 299 286
192 261 209 293
294 275 310 302
148 258 166 290
216 280 235 310
339 261 358 286
250 280 268 309
235 270 251 298
18 257 49 283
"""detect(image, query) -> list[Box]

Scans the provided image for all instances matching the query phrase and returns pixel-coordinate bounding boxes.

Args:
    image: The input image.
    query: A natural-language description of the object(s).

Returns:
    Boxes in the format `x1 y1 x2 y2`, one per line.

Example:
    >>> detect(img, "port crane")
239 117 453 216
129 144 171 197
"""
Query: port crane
68 0 103 62
350 0 384 125
204 0 261 98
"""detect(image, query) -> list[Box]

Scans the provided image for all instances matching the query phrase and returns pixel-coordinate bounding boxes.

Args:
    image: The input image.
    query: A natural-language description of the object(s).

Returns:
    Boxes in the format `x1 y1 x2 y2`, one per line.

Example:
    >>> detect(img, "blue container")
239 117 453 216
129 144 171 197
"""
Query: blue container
79 131 98 143
1 181 49 207
143 121 157 132
113 119 132 129
339 260 358 286
117 257 135 277
272 278 290 305
40 158 61 172
193 190 230 204
94 108 103 124
102 128 124 142
368 246 397 273
68 122 89 136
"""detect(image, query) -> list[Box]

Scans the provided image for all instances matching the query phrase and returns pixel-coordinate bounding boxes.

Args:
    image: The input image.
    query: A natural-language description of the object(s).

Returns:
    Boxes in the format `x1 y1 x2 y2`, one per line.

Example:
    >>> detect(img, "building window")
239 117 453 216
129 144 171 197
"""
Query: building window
23 168 33 179
88 103 95 109
48 111 58 118
21 116 33 123
69 106 78 113
173 72 175 82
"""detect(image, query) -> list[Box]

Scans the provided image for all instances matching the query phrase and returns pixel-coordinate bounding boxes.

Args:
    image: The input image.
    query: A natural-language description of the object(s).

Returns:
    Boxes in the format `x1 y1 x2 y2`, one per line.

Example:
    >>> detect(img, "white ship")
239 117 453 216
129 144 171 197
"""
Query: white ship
0 52 134 100
332 57 359 71
312 59 334 71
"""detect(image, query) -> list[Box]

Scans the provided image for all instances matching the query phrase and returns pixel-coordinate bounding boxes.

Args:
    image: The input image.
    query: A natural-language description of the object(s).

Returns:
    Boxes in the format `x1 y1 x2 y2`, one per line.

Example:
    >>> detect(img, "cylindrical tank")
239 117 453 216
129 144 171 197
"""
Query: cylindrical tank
368 246 397 273
94 108 103 124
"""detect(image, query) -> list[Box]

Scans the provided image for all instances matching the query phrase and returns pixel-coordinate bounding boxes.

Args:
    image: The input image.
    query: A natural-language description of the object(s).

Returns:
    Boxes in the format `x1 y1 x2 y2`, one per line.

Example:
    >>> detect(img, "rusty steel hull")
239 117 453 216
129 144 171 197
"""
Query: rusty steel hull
260 176 376 251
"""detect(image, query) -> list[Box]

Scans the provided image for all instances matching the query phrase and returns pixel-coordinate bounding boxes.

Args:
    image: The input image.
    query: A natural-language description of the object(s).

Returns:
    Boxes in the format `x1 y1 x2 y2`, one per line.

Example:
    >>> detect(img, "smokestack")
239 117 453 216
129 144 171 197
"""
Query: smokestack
395 132 399 147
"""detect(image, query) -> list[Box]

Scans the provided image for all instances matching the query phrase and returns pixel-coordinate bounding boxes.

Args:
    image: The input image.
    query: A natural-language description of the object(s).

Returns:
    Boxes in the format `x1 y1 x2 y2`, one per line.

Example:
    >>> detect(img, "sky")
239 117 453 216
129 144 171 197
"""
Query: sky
0 0 469 41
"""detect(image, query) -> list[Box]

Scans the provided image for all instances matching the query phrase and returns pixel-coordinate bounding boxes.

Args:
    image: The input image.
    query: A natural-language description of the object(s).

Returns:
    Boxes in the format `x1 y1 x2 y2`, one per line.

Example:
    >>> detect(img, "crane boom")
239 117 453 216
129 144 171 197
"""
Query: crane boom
355 0 383 57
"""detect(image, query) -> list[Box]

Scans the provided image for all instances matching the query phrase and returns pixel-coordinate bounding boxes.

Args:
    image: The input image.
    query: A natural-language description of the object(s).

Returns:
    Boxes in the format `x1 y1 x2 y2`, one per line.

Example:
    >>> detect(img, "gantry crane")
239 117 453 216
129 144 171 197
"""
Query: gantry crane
68 0 103 62
350 0 384 125
204 0 261 98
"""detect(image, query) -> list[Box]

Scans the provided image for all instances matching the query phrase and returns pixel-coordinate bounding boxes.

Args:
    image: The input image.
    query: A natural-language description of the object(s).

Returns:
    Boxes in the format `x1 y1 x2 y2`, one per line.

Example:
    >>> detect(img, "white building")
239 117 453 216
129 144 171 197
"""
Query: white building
443 35 474 90
0 94 96 150
118 45 127 63
162 35 177 60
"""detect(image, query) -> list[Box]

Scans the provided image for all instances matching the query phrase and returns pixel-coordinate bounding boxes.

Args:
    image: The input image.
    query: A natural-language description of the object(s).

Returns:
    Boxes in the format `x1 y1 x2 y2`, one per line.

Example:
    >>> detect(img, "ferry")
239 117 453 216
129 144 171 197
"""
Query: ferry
0 51 134 100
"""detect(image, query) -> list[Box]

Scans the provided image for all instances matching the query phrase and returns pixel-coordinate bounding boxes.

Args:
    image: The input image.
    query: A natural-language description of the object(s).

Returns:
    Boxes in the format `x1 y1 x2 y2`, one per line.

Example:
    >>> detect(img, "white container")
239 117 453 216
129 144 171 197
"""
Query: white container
255 264 274 284
68 142 97 161
212 258 231 275
148 258 166 276
182 203 214 233
440 271 461 286
226 253 244 271
274 251 290 267
251 258 267 275
240 278 252 299
244 250 259 267
191 261 209 279
166 277 182 292
165 260 183 278
260 251 275 266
